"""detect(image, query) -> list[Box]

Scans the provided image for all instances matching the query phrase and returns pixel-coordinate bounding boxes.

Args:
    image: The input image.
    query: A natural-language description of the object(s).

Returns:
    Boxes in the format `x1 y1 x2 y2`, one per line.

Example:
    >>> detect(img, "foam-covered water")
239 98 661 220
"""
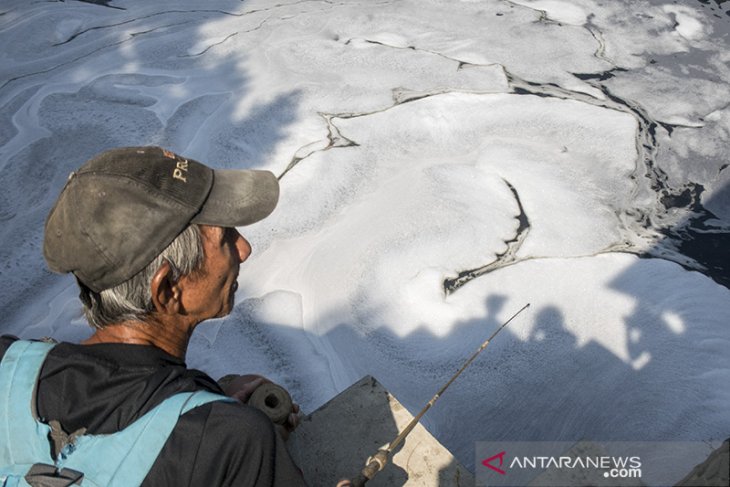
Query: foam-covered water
1 0 728 482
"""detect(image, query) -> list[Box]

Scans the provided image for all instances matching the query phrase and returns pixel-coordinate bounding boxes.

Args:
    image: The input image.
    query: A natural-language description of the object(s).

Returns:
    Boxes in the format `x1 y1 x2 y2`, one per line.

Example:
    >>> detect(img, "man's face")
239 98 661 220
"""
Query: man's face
178 225 251 323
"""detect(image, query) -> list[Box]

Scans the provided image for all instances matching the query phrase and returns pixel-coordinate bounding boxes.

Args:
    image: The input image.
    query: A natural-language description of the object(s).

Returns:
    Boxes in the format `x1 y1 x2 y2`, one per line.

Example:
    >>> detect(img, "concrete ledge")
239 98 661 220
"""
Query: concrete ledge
288 375 474 486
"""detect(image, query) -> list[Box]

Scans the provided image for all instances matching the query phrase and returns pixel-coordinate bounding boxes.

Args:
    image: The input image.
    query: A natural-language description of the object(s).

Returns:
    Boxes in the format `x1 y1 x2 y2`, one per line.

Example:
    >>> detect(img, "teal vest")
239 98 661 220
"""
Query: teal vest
0 340 233 487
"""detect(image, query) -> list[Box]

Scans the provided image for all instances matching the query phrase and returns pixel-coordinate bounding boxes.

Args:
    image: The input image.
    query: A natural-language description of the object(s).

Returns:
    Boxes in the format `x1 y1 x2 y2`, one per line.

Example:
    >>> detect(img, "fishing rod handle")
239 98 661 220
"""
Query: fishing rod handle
350 463 377 487
350 472 369 487
351 450 388 486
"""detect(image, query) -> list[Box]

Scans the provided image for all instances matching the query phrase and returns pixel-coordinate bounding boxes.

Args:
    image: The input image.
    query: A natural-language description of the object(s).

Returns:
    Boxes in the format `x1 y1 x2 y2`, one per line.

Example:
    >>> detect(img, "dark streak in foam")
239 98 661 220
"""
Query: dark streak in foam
280 113 359 178
443 179 530 295
53 10 239 46
506 65 730 288
572 68 628 81
660 183 703 211
1 19 195 91
77 0 126 10
658 121 676 136
178 32 239 58
512 87 550 97
288 32 729 288
54 0 331 47
280 83 465 177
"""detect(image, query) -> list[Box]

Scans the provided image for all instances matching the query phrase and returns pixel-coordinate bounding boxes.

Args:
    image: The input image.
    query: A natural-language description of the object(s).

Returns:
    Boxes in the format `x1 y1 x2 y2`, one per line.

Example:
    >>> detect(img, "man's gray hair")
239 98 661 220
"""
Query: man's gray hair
79 224 204 329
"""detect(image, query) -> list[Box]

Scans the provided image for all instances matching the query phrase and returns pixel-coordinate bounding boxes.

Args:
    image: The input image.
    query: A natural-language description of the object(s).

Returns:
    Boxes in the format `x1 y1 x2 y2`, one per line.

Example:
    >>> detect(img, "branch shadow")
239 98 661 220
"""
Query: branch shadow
0 3 301 336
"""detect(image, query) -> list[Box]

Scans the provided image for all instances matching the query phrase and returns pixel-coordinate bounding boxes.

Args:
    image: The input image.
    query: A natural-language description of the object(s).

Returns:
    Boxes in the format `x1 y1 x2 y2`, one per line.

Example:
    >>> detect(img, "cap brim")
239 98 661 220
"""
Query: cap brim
192 169 279 226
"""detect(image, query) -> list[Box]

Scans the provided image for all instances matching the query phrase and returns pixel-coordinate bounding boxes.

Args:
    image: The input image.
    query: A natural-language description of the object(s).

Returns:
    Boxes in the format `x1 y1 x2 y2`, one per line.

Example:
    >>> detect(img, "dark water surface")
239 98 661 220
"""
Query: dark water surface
643 0 730 290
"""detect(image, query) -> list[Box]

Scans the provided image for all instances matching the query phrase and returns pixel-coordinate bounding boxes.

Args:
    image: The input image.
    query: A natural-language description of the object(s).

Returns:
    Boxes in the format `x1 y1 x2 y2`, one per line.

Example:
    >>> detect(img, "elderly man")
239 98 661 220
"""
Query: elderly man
0 147 307 486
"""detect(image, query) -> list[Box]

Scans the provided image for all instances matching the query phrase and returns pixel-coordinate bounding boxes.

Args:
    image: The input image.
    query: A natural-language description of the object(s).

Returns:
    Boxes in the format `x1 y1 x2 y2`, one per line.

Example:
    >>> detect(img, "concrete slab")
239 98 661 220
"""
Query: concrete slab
288 376 474 486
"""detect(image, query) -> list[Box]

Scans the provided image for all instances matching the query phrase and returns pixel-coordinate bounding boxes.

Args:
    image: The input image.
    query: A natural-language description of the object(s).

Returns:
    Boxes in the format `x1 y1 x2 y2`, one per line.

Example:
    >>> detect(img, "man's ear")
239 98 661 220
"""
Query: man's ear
150 260 181 314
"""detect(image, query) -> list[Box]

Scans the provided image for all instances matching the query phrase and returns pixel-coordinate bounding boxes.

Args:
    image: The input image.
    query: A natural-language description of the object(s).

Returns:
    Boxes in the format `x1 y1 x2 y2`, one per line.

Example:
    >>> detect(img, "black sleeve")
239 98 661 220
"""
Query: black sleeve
0 335 18 361
143 401 307 487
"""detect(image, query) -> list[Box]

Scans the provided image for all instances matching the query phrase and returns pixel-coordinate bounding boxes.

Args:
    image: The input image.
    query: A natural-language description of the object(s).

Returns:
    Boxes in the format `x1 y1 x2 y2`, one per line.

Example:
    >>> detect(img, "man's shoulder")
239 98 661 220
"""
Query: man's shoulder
0 335 19 360
5 337 223 435
182 398 277 445
166 400 306 486
0 336 306 486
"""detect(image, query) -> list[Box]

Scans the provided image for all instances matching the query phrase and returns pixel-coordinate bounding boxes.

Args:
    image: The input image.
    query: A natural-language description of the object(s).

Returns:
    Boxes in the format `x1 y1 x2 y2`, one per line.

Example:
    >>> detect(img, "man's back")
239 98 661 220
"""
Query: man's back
0 336 306 487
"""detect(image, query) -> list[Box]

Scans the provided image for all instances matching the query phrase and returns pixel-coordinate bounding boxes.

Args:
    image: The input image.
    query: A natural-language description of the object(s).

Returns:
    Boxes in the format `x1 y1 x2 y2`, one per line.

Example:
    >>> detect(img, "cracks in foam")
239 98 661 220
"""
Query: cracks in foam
279 31 722 290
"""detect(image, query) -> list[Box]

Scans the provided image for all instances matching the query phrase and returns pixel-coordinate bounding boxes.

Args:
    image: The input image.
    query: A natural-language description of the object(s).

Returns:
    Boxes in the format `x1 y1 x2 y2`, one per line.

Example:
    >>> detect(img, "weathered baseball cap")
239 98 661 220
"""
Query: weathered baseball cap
43 146 279 292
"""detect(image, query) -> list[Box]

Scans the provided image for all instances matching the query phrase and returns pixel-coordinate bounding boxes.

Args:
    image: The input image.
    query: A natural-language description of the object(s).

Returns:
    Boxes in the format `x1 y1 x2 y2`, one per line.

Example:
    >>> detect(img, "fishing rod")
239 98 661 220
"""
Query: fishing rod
350 302 531 487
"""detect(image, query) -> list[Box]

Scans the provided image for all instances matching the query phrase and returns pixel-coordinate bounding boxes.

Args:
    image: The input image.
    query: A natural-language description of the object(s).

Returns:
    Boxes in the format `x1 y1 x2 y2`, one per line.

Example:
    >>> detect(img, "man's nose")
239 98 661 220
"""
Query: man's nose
233 229 252 264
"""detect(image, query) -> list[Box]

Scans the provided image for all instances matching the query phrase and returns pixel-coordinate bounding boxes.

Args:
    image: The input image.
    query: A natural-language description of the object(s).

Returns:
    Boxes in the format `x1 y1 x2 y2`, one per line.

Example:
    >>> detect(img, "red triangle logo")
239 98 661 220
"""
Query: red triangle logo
482 451 507 475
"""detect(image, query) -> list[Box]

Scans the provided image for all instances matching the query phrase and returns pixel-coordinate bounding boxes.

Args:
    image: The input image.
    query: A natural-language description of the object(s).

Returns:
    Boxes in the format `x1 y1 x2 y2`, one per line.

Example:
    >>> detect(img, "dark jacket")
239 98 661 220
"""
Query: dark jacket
0 335 306 486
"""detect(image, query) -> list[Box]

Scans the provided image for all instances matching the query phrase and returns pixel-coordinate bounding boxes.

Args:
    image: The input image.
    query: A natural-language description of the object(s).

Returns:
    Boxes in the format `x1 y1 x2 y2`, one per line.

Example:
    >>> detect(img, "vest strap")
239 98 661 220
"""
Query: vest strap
0 340 235 487
0 341 56 467
57 390 234 487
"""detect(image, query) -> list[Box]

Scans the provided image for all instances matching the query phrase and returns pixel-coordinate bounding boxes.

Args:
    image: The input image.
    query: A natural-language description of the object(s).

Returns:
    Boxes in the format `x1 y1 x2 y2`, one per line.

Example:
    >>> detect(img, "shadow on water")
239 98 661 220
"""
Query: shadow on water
602 179 730 485
197 159 730 485
189 294 516 485
192 251 729 485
